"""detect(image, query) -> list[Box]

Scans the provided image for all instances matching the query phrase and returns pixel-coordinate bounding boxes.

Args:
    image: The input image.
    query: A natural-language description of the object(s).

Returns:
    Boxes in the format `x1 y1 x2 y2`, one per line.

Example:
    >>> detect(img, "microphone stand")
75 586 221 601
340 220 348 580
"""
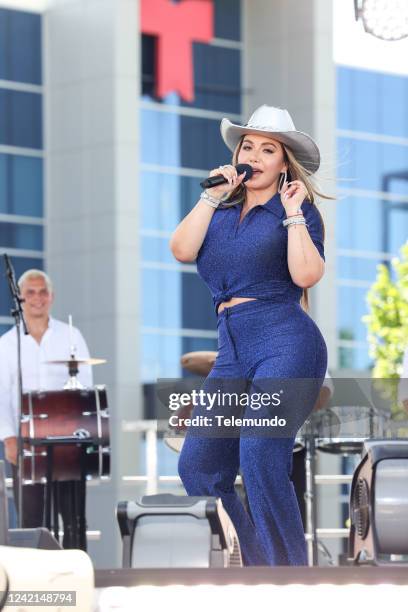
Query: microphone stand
3 254 29 529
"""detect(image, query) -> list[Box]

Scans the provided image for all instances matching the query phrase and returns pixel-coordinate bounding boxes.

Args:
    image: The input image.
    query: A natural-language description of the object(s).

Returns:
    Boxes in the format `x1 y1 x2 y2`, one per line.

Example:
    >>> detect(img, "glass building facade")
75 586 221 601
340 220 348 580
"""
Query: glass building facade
0 8 43 337
336 65 408 370
139 0 243 473
140 0 242 383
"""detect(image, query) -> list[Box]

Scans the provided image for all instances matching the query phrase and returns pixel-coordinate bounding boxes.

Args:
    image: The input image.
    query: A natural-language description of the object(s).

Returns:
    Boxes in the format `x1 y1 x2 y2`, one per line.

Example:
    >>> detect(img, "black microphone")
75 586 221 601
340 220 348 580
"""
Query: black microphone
200 163 253 189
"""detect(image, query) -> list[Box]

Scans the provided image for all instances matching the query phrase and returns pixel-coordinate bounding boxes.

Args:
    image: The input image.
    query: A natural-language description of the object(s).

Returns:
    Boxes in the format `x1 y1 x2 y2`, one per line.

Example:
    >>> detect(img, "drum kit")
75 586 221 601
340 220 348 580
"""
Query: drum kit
19 354 111 550
21 358 110 484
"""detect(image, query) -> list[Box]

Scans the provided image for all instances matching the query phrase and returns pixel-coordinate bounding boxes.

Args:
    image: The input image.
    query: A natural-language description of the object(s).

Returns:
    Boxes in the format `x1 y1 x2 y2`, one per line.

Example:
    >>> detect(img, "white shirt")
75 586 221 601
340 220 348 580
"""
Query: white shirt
398 347 408 403
0 317 93 440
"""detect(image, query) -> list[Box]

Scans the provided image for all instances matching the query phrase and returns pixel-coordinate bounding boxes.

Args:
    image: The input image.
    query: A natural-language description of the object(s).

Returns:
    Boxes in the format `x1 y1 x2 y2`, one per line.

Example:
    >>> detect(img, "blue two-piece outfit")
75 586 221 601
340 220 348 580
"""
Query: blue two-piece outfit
178 191 328 566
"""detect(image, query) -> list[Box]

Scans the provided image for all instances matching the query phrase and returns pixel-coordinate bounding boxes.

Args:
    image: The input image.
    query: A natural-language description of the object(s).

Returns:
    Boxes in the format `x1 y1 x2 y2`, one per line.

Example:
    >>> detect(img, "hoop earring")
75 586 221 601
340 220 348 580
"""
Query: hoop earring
278 170 287 194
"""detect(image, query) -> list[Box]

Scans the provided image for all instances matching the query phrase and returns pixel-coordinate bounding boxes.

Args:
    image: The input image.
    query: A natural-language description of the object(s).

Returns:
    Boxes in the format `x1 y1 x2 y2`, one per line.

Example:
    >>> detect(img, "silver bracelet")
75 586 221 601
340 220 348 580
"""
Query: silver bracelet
282 215 305 227
283 218 307 228
200 190 222 208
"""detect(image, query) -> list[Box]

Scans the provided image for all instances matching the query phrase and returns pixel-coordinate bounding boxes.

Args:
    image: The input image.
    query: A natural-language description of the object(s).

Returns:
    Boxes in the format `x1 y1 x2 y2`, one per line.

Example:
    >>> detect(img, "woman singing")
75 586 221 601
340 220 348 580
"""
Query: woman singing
169 105 329 566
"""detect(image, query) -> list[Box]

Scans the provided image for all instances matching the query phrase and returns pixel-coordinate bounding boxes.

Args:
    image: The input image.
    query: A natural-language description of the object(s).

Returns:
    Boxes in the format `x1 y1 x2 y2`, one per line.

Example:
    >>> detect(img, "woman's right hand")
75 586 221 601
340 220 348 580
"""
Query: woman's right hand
205 164 246 200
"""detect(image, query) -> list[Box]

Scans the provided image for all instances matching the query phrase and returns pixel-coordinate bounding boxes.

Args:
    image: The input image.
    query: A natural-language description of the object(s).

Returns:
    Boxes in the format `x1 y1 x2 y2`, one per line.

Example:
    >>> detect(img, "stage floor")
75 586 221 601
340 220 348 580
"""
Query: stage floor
95 566 408 587
93 568 408 612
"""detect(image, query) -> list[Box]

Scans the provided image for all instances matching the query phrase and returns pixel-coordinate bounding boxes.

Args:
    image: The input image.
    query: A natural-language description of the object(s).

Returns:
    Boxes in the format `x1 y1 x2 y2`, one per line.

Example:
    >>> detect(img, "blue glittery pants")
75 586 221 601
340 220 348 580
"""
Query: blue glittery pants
178 298 327 566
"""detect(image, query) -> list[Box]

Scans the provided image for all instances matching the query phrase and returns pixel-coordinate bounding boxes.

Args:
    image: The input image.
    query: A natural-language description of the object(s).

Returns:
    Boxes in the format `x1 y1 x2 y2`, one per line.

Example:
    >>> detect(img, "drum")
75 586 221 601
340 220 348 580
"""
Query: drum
313 405 384 455
21 386 110 483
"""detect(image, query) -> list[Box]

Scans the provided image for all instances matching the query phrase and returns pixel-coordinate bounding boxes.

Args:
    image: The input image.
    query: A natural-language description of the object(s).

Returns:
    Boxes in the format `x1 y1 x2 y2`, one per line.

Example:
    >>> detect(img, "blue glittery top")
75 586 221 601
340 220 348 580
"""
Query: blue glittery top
196 191 325 315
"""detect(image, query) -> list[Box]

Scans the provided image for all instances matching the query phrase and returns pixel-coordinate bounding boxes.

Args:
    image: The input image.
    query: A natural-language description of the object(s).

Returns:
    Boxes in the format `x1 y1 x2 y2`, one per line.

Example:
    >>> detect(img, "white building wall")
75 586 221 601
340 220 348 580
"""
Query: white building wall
45 0 141 567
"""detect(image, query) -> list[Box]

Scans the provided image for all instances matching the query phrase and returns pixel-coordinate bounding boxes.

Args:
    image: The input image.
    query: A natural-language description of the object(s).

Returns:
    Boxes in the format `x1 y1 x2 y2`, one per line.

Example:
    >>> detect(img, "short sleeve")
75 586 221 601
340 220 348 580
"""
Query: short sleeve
302 201 325 261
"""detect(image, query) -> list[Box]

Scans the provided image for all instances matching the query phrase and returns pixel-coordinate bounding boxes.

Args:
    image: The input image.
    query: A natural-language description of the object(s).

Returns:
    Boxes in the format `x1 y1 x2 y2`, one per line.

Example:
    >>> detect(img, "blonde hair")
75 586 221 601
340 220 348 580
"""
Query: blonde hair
18 269 53 293
225 136 334 311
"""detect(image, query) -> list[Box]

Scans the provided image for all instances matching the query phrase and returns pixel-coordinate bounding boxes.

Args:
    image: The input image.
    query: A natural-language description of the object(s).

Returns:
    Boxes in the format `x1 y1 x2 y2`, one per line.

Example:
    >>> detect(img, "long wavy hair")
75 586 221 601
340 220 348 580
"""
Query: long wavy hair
222 135 334 311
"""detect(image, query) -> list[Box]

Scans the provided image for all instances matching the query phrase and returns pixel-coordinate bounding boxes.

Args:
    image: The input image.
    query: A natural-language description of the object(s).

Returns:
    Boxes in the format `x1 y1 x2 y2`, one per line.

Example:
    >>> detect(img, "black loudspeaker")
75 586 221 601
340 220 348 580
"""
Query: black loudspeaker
8 528 62 550
1 460 62 551
117 493 243 568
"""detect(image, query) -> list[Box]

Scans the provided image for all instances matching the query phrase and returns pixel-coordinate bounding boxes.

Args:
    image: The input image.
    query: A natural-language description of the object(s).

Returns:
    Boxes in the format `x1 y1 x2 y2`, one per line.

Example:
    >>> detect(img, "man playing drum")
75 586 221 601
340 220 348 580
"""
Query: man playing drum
0 269 92 547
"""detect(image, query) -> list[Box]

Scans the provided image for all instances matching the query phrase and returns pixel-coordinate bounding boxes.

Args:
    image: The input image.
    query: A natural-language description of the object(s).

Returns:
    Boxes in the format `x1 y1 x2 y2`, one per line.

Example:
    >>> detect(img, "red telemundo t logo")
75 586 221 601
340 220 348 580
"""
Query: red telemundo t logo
141 0 214 102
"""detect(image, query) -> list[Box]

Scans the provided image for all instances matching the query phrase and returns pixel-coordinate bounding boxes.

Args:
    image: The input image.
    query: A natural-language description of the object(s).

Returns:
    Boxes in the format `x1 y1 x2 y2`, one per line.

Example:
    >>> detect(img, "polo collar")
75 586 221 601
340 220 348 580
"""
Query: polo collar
261 192 285 218
231 192 284 219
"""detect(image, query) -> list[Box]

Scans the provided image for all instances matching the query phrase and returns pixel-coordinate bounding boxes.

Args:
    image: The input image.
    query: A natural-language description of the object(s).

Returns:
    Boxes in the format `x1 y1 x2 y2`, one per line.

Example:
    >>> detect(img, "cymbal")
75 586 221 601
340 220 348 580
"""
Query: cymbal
180 351 217 376
44 358 106 366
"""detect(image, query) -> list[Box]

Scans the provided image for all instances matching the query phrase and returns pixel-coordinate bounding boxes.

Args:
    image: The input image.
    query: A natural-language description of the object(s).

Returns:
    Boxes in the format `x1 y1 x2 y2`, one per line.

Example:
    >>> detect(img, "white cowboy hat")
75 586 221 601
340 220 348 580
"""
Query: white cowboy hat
220 104 320 174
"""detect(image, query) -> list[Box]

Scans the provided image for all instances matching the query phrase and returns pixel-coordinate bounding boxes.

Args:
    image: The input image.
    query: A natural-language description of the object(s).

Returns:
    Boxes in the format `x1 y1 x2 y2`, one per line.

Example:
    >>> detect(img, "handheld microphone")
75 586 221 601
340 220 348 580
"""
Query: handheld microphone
200 164 253 189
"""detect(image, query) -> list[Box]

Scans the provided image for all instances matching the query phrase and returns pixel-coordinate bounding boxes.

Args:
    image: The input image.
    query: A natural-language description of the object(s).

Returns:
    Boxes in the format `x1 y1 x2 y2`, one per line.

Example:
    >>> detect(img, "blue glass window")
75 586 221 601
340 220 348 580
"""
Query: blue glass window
0 222 43 250
141 172 203 231
337 138 408 195
0 9 42 85
142 267 182 330
181 44 241 113
0 89 42 149
141 110 229 169
386 203 408 254
142 267 215 330
142 236 174 263
0 323 12 336
141 333 217 382
337 195 408 254
182 267 216 329
180 114 230 168
141 333 183 381
0 154 43 217
337 66 408 138
336 65 408 372
337 345 372 371
337 285 371 366
0 256 43 316
214 0 241 41
338 256 381 282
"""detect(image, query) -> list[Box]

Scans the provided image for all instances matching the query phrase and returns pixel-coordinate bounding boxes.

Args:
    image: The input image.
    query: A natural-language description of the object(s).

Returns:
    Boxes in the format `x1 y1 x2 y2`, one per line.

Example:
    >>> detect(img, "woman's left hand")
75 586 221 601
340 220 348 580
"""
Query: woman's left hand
280 180 308 214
